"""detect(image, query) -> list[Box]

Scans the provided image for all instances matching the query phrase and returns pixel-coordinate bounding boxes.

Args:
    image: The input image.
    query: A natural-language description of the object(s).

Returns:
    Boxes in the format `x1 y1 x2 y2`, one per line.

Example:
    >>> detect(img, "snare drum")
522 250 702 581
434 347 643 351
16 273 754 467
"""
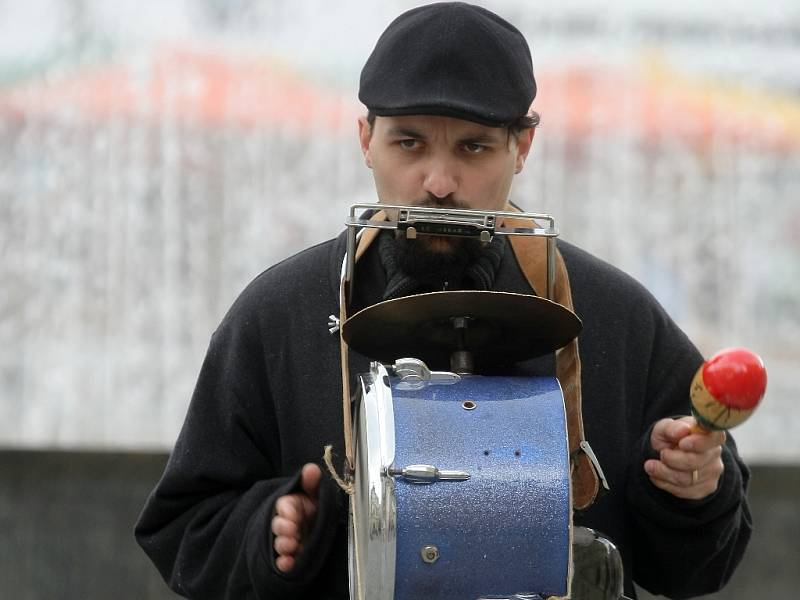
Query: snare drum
349 361 571 600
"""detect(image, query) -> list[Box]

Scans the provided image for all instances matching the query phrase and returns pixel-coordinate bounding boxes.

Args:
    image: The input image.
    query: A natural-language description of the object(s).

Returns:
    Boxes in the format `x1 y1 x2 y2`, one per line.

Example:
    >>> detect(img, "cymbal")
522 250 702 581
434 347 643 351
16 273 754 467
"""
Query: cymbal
342 290 581 367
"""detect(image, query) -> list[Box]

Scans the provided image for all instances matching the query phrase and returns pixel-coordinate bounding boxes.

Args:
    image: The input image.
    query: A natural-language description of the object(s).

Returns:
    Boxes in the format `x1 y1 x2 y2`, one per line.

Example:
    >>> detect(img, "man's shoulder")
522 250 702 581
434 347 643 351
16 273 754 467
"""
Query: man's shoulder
558 238 678 332
559 239 655 302
225 233 346 321
559 239 701 372
258 234 344 285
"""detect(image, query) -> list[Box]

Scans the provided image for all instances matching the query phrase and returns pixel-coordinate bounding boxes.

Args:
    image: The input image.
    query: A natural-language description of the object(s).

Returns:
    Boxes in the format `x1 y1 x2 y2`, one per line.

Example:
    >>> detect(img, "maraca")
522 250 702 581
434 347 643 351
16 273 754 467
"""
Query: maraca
690 347 767 431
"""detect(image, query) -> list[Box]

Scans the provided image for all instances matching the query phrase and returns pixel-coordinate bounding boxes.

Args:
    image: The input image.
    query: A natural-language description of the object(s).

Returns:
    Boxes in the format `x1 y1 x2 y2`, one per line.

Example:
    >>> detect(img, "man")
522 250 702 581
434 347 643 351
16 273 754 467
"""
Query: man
136 3 751 599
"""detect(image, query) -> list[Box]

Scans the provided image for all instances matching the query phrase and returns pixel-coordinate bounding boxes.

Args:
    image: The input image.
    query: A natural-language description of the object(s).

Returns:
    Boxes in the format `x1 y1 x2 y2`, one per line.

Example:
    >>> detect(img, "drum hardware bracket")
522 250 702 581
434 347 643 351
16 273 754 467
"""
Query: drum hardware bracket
578 441 611 491
387 463 470 484
390 357 460 386
450 317 475 374
449 347 473 375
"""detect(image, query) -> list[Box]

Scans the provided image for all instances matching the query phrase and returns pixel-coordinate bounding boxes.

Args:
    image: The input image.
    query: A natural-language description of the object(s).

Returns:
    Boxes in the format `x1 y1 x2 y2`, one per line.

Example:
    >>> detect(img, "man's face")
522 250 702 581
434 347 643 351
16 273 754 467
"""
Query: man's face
358 114 534 252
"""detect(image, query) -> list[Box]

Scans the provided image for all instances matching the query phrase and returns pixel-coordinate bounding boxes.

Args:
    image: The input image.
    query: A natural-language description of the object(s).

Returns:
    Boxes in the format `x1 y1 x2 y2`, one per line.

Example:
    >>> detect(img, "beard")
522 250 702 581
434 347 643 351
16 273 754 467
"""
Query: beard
391 195 485 287
393 233 484 287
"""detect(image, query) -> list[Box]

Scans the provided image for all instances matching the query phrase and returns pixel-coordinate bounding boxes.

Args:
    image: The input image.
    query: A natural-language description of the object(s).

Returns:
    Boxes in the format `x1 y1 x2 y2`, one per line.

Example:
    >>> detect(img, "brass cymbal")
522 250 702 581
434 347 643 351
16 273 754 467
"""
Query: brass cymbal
342 290 581 366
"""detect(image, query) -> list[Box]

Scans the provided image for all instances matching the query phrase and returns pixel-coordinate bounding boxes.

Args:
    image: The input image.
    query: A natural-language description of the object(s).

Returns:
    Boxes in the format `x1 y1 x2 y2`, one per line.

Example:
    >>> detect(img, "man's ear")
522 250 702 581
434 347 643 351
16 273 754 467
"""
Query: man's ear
357 116 373 168
514 127 535 174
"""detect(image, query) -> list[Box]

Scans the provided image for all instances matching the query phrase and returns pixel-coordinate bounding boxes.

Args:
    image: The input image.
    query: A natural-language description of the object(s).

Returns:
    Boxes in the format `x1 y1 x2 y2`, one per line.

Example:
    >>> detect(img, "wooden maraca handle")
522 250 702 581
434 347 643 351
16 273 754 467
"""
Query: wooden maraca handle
689 347 767 433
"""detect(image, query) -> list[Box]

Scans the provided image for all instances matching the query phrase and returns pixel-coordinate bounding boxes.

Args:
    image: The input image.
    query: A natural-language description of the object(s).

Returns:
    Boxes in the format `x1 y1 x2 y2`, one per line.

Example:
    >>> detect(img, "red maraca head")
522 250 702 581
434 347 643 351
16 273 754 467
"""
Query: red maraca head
690 347 767 430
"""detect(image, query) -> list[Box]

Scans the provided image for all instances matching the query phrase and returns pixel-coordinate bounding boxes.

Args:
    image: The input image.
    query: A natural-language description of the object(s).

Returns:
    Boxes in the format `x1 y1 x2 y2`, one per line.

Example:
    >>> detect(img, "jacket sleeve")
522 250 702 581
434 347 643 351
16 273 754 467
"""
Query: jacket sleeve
134 296 345 599
625 310 753 599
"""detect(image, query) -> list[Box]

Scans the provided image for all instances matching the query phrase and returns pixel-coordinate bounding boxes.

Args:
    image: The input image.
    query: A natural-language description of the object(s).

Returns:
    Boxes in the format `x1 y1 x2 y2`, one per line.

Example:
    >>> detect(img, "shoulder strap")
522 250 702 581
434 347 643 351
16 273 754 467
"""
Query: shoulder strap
503 210 602 510
338 214 385 475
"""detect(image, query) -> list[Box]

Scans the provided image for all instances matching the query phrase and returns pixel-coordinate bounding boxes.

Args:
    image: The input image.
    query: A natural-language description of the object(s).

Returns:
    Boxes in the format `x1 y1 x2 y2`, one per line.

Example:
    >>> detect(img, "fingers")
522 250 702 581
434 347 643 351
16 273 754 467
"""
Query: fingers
650 417 693 451
651 416 726 456
275 493 317 524
645 462 723 500
271 502 307 573
646 454 724 487
275 555 295 573
270 463 323 573
645 416 728 500
273 529 300 555
271 514 300 538
272 494 316 540
301 463 323 500
678 429 726 453
644 453 725 500
660 444 722 472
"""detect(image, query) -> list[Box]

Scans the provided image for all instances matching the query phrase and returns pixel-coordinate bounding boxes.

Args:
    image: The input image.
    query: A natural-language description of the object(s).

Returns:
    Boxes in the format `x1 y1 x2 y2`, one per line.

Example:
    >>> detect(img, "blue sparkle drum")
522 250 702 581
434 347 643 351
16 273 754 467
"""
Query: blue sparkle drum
349 361 571 600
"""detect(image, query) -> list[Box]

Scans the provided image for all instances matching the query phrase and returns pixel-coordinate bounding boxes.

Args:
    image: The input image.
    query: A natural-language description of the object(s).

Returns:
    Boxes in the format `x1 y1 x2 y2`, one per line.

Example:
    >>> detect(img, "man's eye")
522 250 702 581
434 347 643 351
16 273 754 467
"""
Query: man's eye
464 143 486 154
399 139 420 150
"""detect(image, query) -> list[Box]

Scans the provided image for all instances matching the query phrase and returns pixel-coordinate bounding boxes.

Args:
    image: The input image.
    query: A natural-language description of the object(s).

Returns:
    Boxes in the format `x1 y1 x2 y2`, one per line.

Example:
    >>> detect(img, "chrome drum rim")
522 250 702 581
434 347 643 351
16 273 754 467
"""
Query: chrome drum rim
349 362 396 600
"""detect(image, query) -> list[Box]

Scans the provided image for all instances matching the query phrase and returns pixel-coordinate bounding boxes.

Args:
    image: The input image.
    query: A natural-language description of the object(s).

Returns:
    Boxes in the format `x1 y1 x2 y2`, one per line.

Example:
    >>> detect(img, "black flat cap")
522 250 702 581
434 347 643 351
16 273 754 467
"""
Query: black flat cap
359 2 536 127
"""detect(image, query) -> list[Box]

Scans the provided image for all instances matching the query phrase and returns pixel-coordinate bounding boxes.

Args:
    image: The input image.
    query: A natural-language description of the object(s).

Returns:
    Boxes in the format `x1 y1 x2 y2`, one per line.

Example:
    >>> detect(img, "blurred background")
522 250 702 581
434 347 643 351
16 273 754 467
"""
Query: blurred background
0 0 797 597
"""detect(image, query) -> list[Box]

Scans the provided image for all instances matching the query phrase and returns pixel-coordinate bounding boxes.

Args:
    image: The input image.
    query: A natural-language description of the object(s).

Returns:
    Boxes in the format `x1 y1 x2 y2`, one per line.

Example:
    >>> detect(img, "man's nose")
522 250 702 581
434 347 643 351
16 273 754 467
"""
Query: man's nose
422 158 458 199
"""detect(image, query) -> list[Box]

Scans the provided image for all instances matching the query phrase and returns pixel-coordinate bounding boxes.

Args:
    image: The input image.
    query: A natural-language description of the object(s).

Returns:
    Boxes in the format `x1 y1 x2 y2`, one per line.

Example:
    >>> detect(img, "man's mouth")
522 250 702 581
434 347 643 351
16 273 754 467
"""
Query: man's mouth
403 196 472 253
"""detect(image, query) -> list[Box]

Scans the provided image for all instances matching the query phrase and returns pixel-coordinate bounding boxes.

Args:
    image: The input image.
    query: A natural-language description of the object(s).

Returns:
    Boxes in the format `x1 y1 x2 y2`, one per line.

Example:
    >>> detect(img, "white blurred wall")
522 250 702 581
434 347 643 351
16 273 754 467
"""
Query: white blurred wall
0 0 798 461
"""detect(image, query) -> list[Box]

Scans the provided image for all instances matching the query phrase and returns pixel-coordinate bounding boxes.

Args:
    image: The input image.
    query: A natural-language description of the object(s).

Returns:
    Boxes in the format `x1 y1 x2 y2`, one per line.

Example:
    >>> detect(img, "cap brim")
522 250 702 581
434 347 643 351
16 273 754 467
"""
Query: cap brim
367 105 514 128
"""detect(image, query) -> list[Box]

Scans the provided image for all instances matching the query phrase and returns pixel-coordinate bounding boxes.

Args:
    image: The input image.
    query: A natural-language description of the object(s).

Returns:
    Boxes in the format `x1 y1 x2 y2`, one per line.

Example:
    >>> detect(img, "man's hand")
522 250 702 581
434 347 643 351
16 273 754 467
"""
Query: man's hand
644 416 726 500
271 463 322 573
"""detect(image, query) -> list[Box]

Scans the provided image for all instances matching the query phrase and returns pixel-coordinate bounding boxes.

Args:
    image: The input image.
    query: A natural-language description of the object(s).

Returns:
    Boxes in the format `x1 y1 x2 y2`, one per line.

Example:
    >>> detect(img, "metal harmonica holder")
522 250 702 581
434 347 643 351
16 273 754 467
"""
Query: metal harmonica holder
343 203 560 307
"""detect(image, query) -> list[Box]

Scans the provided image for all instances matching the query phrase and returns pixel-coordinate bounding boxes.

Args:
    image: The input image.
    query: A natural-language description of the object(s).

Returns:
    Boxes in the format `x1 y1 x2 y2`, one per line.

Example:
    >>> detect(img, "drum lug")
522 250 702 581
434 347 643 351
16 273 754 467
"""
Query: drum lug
387 463 470 484
390 358 460 387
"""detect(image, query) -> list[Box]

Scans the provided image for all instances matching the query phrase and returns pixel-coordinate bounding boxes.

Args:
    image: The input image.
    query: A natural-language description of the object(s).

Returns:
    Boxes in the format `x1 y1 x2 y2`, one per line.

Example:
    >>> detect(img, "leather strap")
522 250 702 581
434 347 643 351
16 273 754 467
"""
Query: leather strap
339 216 385 475
502 208 600 510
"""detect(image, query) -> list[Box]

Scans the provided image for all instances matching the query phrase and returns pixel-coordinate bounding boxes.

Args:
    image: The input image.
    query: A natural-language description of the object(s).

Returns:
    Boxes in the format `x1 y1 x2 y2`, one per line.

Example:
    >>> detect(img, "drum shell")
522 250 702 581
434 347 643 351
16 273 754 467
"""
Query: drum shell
391 375 570 599
350 365 571 600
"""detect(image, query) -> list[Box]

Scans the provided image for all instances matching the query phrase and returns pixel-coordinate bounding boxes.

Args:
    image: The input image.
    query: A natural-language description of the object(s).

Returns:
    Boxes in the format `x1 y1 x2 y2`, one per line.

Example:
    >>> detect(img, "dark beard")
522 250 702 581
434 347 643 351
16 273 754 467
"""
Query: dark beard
392 232 484 289
388 195 491 289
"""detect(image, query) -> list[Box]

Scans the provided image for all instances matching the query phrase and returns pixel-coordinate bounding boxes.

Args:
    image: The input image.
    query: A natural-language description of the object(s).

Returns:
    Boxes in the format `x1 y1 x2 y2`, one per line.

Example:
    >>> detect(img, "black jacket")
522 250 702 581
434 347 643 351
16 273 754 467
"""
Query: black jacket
135 231 752 599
